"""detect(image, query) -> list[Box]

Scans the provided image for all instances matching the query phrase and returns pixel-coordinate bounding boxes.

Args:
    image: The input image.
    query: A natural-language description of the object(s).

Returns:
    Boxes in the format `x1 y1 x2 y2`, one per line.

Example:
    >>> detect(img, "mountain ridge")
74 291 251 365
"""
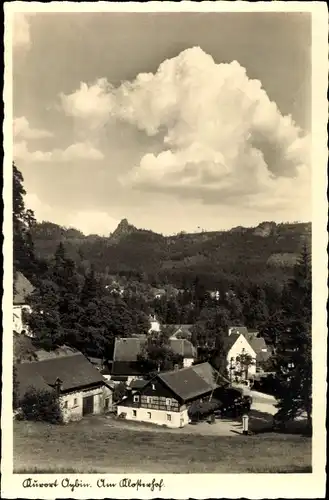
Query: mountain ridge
31 219 311 289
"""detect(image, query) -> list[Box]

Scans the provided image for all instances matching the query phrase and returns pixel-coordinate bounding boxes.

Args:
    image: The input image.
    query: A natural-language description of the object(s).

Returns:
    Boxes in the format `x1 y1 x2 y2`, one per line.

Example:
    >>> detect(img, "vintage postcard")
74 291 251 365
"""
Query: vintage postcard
2 1 328 498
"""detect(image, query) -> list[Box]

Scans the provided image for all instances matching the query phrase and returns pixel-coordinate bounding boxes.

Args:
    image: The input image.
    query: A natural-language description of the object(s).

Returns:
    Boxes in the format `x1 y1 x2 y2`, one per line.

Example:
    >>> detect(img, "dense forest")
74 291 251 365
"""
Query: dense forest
30 216 311 292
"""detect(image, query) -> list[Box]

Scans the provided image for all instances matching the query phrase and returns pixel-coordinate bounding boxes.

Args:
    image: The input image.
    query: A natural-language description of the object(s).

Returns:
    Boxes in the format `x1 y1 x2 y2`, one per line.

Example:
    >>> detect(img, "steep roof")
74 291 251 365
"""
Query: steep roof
167 324 194 339
169 338 196 358
13 272 35 305
16 353 105 398
16 362 52 400
157 362 222 402
220 327 271 361
192 362 229 387
111 361 145 376
113 336 196 362
113 336 147 362
129 379 148 390
223 333 241 353
14 333 80 364
247 335 267 353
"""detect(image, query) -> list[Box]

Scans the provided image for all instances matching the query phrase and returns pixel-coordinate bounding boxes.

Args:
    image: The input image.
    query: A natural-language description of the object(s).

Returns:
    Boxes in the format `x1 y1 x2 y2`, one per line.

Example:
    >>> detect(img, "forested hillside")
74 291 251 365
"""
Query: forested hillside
30 219 311 290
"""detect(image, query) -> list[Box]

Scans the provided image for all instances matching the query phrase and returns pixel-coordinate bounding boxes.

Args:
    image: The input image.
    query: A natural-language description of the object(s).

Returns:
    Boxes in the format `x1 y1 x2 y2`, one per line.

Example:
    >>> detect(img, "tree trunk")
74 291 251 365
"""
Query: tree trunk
306 410 312 435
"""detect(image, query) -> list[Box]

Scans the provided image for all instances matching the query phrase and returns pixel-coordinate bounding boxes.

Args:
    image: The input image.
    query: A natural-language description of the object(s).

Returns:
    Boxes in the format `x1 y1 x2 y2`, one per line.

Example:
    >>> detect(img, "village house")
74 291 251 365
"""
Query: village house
16 351 113 423
116 362 225 428
148 314 161 333
109 335 197 383
225 326 271 381
13 272 34 336
108 336 148 385
167 324 194 341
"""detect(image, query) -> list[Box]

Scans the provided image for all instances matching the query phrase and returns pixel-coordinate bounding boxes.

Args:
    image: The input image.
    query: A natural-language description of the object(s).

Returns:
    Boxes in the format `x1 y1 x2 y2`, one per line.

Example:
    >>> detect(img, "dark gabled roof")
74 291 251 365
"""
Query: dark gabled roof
192 362 229 387
113 336 196 363
129 379 148 390
13 272 35 305
169 338 196 358
244 333 271 361
223 328 271 362
16 362 53 401
157 362 219 402
223 333 241 353
246 336 266 353
111 361 145 376
113 336 147 362
16 353 105 395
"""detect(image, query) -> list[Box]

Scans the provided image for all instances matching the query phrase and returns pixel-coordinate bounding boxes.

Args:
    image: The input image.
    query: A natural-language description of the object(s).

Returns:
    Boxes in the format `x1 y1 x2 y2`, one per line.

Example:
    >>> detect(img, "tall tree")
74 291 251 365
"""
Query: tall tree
13 163 39 280
273 244 312 431
137 331 183 373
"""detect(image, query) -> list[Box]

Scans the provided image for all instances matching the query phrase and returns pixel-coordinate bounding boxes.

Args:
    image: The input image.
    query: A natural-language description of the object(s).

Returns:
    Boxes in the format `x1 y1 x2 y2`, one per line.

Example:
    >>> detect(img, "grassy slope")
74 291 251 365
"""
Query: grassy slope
14 419 311 474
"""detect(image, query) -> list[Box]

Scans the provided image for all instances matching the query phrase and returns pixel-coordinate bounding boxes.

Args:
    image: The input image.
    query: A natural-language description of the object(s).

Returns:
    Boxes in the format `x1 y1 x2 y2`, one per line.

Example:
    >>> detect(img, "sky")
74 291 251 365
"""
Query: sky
12 11 311 236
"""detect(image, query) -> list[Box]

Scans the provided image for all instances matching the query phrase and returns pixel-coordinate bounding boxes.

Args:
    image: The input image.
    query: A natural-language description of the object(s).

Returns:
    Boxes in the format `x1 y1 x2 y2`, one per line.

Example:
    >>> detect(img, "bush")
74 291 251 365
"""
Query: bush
20 388 63 424
113 382 127 403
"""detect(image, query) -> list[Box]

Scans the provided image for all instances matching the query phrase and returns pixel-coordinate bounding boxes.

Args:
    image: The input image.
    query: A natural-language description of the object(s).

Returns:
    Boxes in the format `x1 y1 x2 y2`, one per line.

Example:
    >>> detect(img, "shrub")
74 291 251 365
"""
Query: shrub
20 388 63 424
113 382 127 403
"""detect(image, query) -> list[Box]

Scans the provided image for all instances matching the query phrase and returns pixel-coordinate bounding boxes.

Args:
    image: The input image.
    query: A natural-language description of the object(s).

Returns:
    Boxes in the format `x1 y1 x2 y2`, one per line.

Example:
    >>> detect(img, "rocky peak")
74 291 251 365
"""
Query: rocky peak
110 218 138 243
253 221 277 238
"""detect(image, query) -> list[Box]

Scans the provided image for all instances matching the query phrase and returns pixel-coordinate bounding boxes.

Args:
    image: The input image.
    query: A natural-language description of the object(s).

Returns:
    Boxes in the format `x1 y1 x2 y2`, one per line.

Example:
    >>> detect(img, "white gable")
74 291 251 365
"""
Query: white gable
227 334 256 360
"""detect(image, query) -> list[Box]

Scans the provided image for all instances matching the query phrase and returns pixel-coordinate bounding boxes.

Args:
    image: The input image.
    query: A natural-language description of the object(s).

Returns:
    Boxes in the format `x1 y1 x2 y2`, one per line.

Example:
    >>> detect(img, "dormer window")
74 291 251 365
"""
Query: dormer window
151 384 155 390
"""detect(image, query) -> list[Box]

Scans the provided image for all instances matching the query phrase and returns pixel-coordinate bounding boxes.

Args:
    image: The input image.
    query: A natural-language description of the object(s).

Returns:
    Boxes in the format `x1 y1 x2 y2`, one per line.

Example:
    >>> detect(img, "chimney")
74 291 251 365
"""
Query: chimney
54 377 63 396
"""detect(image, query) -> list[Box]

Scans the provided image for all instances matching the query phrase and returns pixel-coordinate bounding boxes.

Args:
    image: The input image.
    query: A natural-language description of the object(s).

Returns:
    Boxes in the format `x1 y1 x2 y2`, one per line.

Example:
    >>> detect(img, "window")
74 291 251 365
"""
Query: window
74 398 78 406
167 414 172 421
147 412 151 419
165 398 171 406
133 395 139 403
104 398 109 410
146 396 151 404
132 410 137 417
151 384 155 390
63 401 68 409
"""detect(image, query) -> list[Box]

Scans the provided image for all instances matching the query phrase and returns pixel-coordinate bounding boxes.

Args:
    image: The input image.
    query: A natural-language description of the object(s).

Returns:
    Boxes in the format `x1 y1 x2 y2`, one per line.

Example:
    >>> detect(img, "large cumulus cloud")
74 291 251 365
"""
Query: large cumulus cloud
60 47 310 213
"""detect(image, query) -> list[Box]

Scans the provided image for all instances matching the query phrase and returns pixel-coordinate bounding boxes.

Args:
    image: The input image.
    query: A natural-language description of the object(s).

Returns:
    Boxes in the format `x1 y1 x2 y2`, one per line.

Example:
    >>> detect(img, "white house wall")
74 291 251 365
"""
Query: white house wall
227 334 257 377
149 320 161 333
61 385 113 423
183 357 194 368
116 405 189 428
13 305 32 336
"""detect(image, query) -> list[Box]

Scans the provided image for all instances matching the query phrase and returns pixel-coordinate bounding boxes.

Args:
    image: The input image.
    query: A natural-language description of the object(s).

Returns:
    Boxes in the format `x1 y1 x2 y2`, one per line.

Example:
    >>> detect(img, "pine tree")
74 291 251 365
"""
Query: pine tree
13 163 39 280
274 244 312 431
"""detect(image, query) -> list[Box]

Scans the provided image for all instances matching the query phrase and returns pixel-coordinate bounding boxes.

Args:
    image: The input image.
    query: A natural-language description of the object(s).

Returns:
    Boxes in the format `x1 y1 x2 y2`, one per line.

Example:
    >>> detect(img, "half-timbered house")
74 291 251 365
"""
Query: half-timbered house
116 362 226 428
